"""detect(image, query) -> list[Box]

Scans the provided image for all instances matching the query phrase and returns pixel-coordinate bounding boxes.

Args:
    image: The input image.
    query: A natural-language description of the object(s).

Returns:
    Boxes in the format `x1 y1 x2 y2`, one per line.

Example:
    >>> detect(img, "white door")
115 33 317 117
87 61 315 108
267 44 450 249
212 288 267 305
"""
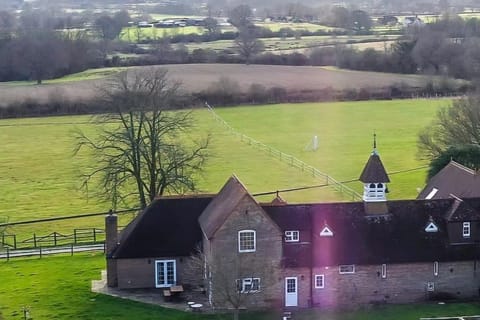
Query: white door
155 260 176 288
285 277 298 307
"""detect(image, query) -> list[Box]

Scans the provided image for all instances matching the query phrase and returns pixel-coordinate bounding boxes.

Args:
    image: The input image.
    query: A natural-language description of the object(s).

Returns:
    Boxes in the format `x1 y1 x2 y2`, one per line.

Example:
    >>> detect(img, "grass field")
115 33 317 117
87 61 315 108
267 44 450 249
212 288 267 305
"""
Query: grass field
1 253 480 320
0 64 461 106
0 99 447 243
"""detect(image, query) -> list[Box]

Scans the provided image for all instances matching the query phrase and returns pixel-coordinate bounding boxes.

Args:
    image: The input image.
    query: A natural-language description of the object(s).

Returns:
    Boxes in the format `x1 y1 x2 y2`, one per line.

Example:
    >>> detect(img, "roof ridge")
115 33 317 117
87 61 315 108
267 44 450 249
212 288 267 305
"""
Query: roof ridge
450 160 476 175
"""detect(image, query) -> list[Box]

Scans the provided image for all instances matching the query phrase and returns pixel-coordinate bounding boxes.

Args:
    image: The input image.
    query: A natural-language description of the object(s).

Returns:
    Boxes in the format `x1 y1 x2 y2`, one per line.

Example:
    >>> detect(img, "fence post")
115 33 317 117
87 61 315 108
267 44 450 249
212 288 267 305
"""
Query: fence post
54 232 57 246
71 244 74 256
13 235 16 250
74 229 77 245
93 228 97 243
39 247 42 259
33 233 37 248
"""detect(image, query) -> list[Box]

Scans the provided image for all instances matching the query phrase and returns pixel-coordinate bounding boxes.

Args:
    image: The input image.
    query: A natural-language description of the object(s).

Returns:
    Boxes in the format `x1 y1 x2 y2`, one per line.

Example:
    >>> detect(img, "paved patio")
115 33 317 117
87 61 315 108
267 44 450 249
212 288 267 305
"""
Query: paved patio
91 270 211 313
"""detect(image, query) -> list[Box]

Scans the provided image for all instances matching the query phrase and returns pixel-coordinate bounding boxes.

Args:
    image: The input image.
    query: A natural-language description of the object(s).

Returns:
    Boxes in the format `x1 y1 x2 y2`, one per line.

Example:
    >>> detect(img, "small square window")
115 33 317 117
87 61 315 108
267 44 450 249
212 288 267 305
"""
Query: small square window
339 265 355 274
236 278 260 293
285 231 299 242
427 282 435 292
463 222 471 238
315 275 324 288
238 230 256 252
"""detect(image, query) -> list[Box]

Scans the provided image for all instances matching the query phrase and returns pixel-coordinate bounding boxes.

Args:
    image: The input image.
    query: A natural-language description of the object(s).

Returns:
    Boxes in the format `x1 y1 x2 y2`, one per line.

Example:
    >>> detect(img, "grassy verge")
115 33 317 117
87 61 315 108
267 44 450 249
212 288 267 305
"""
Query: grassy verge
1 254 479 320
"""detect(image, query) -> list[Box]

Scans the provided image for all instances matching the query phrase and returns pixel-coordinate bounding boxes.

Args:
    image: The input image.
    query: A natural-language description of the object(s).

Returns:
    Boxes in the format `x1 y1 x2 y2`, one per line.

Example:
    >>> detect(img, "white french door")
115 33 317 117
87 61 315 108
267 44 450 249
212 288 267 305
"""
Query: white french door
285 277 298 307
155 260 176 288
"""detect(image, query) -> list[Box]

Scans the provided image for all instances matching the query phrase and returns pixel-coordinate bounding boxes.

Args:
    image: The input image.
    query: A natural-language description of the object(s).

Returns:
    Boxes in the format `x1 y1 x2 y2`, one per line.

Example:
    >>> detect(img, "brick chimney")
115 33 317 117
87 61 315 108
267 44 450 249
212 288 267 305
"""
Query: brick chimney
105 211 118 287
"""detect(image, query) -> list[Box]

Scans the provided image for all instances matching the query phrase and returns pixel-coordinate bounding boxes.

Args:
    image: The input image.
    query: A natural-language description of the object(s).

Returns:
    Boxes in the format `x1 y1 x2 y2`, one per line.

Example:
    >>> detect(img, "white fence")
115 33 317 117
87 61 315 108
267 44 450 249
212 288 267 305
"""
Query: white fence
205 103 362 201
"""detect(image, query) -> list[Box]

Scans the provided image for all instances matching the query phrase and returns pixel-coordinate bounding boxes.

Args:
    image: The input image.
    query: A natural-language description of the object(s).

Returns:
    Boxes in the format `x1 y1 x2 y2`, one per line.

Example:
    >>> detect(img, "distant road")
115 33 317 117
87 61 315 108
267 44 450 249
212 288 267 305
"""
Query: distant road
0 64 453 106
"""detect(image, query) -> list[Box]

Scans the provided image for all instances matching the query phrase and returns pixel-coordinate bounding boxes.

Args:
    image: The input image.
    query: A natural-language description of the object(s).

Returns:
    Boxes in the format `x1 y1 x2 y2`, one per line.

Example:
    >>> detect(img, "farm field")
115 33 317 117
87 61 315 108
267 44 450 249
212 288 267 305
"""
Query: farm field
0 99 446 242
1 253 480 320
0 64 462 106
179 34 401 53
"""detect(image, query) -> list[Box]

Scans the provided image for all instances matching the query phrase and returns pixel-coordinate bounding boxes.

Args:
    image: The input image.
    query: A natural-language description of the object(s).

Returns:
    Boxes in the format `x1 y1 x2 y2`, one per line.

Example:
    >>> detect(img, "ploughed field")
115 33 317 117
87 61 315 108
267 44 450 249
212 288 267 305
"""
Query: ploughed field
0 64 459 106
0 99 445 242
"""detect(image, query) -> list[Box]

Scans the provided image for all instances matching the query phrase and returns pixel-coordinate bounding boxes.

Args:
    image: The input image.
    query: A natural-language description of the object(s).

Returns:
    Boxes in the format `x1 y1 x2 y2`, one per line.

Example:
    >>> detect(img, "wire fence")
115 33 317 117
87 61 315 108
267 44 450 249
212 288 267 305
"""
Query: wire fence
205 102 362 201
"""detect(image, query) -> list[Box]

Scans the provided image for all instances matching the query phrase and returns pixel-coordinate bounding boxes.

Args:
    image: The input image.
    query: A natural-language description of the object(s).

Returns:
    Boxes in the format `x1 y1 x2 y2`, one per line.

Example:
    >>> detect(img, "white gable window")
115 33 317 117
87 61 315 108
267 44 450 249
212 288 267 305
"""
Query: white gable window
320 225 334 237
339 265 355 274
285 231 299 242
463 222 471 238
236 278 260 293
434 261 439 276
238 230 256 252
425 221 439 233
381 264 387 279
315 275 325 289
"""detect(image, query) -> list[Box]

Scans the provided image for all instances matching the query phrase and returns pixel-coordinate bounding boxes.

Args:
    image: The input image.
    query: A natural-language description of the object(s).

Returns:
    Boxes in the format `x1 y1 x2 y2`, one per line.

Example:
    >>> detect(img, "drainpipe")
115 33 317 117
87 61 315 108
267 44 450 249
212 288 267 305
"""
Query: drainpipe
309 207 313 307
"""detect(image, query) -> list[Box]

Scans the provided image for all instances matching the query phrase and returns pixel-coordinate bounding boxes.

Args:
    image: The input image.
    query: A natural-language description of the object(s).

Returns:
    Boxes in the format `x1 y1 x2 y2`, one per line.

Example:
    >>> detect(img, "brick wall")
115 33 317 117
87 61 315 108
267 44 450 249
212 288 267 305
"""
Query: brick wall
208 195 284 308
117 256 193 289
311 261 480 308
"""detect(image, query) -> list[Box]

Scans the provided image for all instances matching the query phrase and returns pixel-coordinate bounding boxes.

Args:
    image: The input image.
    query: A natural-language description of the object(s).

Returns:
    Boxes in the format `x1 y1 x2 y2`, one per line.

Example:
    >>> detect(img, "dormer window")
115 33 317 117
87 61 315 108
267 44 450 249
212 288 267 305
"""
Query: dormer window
238 230 256 252
320 225 334 237
285 231 299 242
425 219 438 233
463 222 471 238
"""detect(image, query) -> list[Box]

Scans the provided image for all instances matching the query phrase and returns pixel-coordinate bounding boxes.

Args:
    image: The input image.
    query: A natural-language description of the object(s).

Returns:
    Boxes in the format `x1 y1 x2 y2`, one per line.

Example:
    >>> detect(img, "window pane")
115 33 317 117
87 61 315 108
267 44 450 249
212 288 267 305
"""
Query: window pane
239 231 255 251
287 279 296 293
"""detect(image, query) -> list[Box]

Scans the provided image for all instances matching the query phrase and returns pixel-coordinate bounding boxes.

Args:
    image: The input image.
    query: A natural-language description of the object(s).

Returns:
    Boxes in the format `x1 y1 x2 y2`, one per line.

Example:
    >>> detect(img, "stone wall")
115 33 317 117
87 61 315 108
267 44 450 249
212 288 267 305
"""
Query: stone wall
311 261 480 308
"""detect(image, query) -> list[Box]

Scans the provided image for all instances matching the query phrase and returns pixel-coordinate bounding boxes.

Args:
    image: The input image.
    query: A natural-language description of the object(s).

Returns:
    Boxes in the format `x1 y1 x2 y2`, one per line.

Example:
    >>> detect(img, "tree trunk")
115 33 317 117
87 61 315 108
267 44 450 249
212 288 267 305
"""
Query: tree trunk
233 309 239 320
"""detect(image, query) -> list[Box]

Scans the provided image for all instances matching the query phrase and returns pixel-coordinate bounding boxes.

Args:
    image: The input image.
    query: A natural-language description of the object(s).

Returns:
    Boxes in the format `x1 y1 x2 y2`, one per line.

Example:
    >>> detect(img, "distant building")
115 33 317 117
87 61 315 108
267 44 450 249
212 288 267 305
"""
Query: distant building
418 160 480 200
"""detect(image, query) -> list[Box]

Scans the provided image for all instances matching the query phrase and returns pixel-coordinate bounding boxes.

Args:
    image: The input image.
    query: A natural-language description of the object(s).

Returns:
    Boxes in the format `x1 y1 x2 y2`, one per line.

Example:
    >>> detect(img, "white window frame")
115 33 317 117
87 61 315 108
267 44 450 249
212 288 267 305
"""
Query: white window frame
238 230 256 252
434 261 439 276
339 265 355 274
236 277 260 293
315 275 325 289
381 264 387 279
463 222 471 238
155 259 176 288
285 230 299 242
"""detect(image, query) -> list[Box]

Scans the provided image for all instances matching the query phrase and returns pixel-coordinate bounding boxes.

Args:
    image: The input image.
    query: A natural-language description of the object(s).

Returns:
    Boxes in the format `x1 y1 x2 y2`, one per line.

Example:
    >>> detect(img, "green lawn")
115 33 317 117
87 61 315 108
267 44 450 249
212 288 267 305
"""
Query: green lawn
0 99 446 242
1 253 480 320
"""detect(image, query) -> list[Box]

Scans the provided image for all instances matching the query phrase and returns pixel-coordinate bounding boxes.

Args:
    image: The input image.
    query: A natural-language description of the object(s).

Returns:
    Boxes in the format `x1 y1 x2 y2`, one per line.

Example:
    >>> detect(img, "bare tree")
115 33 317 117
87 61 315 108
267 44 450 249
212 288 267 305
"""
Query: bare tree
418 94 480 161
186 247 276 320
228 4 253 29
75 69 209 209
234 25 264 63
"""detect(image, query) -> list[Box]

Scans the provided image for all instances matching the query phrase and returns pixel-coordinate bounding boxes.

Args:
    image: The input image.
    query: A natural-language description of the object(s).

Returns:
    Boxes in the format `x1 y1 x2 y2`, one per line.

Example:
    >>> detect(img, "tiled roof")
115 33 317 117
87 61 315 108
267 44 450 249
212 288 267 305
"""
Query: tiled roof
359 153 390 183
418 160 480 200
198 175 250 239
112 195 213 259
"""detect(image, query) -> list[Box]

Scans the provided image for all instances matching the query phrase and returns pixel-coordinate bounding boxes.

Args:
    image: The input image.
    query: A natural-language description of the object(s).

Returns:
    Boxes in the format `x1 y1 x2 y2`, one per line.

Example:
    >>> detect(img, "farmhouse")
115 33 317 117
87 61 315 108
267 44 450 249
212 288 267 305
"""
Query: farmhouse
105 147 480 310
417 160 480 200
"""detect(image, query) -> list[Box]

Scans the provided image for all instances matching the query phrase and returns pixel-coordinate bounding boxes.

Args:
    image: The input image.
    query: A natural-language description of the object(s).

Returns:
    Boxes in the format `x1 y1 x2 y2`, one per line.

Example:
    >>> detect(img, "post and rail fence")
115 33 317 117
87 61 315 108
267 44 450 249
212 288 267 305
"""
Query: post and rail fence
0 208 137 260
204 102 362 201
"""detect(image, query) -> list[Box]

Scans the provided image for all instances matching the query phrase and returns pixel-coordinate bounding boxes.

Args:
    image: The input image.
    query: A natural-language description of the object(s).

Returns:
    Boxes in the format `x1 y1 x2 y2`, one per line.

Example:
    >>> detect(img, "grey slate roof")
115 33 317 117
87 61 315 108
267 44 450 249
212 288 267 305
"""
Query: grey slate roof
198 175 249 239
417 160 480 200
359 153 390 183
112 195 213 259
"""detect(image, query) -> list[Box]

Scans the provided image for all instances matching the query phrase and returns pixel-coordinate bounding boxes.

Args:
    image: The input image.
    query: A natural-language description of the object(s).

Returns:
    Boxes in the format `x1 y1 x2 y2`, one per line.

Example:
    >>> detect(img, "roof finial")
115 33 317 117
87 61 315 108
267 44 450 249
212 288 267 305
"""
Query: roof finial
372 131 378 155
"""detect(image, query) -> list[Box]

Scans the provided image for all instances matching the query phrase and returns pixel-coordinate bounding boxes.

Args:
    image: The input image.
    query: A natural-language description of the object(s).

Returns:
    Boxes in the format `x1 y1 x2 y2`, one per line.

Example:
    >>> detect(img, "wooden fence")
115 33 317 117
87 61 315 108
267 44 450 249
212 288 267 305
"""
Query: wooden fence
1 228 105 250
205 103 362 201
